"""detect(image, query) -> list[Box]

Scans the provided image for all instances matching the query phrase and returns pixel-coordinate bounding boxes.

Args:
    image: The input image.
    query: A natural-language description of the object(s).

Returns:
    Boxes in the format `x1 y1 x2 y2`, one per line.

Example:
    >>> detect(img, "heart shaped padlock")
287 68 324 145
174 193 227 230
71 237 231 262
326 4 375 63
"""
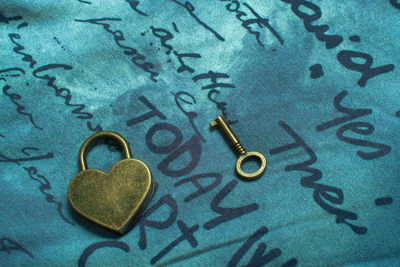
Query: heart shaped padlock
68 131 154 234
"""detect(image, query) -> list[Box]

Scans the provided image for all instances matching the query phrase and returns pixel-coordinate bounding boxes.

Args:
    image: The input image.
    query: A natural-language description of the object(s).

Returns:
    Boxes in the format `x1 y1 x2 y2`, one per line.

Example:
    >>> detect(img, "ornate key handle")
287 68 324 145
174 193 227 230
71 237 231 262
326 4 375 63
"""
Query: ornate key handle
210 116 267 180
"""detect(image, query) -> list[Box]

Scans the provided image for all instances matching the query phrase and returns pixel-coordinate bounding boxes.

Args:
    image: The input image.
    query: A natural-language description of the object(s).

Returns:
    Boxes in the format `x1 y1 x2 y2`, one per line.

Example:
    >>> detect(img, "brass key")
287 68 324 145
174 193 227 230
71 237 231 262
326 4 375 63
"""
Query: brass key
210 116 266 180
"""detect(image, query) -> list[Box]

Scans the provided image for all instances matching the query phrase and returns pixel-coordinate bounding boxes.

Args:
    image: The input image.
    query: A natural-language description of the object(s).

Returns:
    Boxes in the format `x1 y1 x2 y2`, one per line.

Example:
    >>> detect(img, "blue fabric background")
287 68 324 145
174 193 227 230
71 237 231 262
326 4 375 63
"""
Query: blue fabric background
1 0 399 266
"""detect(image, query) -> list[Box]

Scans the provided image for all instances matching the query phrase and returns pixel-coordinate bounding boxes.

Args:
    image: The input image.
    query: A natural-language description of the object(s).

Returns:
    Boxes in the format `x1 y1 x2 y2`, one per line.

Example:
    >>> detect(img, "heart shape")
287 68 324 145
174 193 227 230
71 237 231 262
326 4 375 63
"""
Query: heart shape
68 159 153 234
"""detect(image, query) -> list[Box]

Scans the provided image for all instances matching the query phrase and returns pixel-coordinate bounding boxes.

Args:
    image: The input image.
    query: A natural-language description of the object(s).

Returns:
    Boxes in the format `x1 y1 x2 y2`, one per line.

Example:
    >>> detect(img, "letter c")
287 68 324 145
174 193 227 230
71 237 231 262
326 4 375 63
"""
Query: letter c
78 241 130 267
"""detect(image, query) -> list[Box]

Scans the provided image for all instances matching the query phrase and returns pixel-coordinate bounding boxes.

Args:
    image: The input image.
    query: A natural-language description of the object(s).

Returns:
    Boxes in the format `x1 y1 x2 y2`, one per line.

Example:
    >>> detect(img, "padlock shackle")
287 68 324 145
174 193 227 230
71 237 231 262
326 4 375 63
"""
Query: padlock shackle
78 131 132 171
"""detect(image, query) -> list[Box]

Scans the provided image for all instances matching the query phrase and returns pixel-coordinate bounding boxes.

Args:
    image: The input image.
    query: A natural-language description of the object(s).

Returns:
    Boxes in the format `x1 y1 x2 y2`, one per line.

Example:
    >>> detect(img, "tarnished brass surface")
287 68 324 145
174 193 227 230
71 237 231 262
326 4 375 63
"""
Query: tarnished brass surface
235 151 267 180
78 131 132 171
68 131 153 235
210 116 267 180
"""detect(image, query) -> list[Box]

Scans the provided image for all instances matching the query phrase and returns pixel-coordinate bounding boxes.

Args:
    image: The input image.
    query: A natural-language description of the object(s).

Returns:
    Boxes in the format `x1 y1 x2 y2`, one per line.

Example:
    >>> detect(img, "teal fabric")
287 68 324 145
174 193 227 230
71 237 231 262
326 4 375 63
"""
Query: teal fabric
1 0 399 266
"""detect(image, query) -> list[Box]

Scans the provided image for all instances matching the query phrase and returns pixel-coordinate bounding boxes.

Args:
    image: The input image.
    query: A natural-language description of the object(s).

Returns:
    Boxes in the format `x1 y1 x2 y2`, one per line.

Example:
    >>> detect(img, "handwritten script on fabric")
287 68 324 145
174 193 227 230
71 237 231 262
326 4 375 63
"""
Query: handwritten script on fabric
1 1 399 266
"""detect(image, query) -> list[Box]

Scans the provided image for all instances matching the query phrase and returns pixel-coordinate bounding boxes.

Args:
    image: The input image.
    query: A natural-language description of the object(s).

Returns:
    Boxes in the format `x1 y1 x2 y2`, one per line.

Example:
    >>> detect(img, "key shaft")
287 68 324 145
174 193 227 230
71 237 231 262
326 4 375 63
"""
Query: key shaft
210 116 246 155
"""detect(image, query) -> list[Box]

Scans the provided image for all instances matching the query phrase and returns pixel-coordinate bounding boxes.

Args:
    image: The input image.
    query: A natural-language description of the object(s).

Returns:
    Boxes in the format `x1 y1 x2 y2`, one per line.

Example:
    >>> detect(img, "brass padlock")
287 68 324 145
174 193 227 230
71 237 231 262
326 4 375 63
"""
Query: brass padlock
68 131 154 235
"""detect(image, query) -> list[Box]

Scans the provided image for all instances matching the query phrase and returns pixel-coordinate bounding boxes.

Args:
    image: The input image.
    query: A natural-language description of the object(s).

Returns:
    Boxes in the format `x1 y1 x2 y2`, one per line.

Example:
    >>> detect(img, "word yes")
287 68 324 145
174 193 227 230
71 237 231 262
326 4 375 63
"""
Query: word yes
316 90 391 160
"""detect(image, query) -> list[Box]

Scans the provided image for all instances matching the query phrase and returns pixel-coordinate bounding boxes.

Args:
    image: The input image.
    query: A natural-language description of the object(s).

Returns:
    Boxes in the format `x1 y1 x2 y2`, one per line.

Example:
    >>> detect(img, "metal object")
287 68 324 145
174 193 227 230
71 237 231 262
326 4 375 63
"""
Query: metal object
68 131 154 235
210 116 266 180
